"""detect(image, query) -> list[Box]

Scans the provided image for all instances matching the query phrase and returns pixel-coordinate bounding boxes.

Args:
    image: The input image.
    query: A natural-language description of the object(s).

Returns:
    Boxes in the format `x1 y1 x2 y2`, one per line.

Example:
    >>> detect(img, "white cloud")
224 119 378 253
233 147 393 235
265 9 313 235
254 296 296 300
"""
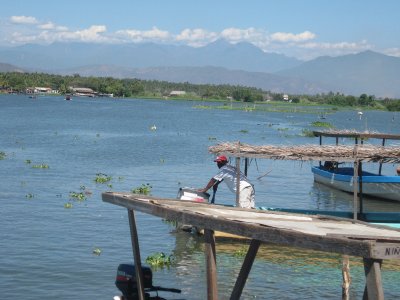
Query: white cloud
383 48 400 58
38 22 55 30
74 25 107 41
271 31 316 42
10 16 38 25
220 27 263 42
176 28 218 46
117 26 170 42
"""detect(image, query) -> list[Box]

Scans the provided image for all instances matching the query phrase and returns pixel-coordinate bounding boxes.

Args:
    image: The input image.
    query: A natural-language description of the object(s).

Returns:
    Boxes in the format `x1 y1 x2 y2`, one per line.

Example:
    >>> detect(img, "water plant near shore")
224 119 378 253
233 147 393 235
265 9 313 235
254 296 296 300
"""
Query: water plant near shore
32 164 49 169
94 173 112 184
145 252 174 268
0 151 6 160
131 183 152 195
311 121 333 128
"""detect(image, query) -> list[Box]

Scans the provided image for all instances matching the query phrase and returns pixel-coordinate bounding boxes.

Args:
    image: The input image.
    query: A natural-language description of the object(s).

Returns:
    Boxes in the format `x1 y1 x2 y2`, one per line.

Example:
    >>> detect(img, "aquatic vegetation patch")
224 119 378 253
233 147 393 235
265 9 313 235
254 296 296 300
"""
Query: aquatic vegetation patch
145 252 174 268
131 183 152 195
311 121 333 128
92 248 102 256
94 173 112 184
25 159 31 164
233 246 248 257
64 203 73 209
301 129 315 137
25 193 34 199
32 164 49 169
69 191 87 202
239 129 249 134
0 151 6 160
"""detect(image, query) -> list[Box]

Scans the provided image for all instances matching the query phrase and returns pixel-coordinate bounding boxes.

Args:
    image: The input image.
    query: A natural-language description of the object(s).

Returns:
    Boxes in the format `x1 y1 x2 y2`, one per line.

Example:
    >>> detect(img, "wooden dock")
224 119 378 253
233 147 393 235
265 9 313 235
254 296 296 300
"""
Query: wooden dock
103 192 400 300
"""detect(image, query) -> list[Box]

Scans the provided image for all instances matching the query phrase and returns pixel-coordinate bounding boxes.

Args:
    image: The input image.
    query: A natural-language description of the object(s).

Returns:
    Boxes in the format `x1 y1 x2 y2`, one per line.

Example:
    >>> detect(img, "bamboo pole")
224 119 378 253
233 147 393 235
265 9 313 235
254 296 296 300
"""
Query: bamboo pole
378 139 386 175
235 142 241 207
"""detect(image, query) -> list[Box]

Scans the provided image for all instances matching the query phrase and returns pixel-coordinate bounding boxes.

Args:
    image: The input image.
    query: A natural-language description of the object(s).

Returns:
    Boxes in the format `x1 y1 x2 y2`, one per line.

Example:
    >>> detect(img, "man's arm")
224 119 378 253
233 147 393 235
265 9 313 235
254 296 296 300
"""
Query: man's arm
200 178 218 193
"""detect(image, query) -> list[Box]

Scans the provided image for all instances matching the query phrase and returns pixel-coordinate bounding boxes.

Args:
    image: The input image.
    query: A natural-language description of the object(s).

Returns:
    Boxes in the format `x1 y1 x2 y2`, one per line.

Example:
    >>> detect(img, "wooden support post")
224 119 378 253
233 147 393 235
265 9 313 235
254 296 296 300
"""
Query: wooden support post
378 139 385 175
204 229 218 300
353 160 359 221
359 162 363 215
127 209 146 300
235 157 241 207
342 255 351 300
230 239 261 300
362 258 384 300
244 158 248 176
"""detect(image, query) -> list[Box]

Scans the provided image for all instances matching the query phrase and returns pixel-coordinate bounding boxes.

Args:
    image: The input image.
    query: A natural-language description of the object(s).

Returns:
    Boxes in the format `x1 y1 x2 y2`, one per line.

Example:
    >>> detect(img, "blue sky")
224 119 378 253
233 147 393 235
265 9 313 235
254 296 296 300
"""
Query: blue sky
1 0 399 60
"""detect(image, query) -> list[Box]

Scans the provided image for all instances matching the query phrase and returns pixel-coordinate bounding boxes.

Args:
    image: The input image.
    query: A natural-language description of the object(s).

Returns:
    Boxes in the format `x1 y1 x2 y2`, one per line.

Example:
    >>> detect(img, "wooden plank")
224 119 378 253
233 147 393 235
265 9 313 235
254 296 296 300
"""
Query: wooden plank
204 229 218 300
127 209 146 300
230 239 261 300
102 193 400 258
370 243 400 259
363 258 384 300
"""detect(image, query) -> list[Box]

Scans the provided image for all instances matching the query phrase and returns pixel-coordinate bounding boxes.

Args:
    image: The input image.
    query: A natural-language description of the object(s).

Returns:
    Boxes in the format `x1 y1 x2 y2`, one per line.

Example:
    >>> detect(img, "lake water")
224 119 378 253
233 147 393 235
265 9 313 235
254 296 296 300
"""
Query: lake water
1 94 400 299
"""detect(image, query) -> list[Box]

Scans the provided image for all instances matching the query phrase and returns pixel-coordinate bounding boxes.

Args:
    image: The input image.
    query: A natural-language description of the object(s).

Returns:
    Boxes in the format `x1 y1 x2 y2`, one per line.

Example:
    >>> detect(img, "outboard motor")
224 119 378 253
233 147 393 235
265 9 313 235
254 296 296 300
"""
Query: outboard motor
115 264 181 300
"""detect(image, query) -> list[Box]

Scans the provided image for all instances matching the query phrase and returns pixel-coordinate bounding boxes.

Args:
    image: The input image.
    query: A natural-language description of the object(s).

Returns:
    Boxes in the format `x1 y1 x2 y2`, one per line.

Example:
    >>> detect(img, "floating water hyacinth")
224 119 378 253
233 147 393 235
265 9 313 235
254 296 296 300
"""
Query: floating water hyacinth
92 248 102 256
0 151 6 160
94 173 112 184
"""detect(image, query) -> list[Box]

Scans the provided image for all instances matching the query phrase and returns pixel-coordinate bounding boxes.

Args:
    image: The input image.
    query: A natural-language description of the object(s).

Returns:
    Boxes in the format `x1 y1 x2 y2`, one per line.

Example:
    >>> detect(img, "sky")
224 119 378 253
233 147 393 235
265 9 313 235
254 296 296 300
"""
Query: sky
1 0 399 60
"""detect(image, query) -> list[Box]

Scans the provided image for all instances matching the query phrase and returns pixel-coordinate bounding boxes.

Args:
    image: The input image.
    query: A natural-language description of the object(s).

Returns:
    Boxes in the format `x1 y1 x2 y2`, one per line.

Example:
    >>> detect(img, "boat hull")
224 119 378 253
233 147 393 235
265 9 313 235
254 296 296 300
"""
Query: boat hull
312 166 400 202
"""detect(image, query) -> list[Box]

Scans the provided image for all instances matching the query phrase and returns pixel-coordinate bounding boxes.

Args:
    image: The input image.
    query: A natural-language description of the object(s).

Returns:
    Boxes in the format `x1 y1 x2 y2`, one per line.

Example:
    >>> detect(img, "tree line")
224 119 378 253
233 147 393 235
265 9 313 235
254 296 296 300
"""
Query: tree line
1 71 400 110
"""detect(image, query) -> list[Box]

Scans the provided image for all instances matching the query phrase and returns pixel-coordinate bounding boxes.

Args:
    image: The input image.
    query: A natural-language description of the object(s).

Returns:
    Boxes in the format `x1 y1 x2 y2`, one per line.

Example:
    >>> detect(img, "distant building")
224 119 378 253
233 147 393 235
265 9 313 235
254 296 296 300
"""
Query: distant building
25 87 58 94
71 87 96 97
169 91 186 97
283 94 289 101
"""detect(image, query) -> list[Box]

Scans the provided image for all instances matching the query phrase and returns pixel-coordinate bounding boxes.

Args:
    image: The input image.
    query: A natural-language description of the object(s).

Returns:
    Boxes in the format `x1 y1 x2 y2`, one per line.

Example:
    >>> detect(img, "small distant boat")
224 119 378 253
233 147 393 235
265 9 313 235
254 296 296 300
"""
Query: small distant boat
65 95 71 101
312 166 400 202
29 95 37 99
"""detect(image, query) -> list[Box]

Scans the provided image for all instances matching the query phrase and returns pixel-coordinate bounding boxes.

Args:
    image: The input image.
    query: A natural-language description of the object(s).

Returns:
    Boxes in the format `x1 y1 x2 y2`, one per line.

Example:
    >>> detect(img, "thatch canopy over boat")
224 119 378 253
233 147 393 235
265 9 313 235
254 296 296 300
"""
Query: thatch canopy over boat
313 129 400 140
209 142 400 163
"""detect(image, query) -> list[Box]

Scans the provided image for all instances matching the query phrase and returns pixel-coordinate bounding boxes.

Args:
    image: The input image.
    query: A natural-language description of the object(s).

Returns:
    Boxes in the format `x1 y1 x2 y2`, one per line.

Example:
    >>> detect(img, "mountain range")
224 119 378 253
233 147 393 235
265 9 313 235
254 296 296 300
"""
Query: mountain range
1 40 399 97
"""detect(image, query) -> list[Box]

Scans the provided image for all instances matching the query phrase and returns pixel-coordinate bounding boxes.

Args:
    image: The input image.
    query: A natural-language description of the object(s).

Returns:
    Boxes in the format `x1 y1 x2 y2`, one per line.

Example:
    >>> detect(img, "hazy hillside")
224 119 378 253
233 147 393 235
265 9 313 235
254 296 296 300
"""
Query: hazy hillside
0 40 301 73
0 63 25 73
57 65 328 94
1 42 400 97
277 51 400 98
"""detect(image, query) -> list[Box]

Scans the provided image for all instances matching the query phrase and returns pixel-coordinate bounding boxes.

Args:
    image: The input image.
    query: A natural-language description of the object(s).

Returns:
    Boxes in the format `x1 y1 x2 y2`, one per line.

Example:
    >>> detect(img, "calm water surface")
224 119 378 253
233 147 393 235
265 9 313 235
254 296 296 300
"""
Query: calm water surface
1 94 400 299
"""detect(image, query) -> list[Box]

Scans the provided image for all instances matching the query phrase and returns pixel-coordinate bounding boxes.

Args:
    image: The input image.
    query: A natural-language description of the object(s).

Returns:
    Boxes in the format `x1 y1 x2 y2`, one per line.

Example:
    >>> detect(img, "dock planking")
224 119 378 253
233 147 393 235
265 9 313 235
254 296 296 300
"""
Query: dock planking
103 192 400 299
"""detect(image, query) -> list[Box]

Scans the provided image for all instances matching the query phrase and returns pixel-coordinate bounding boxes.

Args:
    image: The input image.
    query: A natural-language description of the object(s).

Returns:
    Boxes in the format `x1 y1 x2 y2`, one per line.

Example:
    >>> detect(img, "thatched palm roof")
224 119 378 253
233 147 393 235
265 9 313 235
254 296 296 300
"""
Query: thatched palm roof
313 130 400 140
209 142 400 163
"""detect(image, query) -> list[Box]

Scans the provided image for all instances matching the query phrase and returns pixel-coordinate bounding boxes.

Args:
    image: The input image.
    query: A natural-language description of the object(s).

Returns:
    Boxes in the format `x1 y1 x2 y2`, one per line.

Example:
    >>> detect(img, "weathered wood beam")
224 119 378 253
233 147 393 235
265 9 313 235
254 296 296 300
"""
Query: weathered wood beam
230 239 261 300
127 209 145 300
103 193 395 259
363 258 384 300
204 229 218 300
342 255 351 300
